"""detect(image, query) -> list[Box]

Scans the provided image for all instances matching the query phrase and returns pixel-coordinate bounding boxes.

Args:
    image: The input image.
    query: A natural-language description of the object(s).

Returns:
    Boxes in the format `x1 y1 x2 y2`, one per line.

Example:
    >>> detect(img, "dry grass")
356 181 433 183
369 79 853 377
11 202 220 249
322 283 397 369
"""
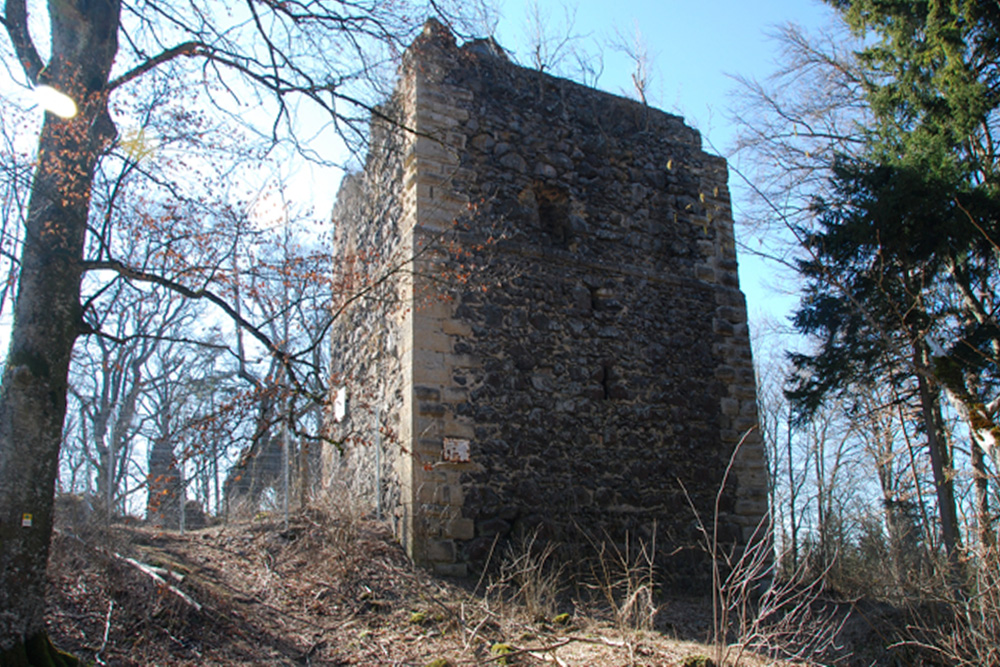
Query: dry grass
484 528 565 622
583 531 659 635
45 512 810 666
43 480 861 667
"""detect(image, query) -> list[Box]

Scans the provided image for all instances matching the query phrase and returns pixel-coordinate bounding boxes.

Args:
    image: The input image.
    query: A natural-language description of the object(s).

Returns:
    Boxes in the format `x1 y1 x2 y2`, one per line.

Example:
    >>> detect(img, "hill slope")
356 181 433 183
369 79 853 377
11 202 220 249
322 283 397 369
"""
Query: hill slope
45 512 783 666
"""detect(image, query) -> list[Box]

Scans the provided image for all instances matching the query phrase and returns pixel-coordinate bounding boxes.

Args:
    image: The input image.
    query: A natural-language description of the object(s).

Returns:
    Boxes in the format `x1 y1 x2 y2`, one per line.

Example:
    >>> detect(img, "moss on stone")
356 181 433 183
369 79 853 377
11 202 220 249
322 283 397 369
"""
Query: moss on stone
490 642 513 665
680 654 716 667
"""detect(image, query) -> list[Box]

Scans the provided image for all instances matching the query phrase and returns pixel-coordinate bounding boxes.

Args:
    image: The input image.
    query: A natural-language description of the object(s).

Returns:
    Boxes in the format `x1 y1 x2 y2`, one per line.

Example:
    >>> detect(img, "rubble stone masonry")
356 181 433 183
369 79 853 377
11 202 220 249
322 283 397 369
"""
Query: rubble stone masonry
325 20 767 584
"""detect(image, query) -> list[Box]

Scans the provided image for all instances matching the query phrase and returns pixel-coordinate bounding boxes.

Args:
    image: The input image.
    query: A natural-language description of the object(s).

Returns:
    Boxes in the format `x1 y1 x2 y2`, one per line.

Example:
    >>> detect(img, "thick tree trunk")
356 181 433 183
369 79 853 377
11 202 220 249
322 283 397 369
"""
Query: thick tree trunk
0 0 120 654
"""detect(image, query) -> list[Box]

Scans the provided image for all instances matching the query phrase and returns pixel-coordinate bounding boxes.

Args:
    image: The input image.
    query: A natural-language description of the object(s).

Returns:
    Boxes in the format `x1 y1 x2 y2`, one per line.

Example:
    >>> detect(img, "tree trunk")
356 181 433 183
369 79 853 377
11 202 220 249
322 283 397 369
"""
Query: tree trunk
971 441 995 553
786 421 799 572
0 0 120 654
915 345 962 579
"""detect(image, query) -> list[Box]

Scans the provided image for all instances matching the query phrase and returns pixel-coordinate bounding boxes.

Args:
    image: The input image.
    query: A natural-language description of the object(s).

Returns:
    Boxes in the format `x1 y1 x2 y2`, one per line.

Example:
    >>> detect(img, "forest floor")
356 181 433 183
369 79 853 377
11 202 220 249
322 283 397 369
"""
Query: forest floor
44 508 826 666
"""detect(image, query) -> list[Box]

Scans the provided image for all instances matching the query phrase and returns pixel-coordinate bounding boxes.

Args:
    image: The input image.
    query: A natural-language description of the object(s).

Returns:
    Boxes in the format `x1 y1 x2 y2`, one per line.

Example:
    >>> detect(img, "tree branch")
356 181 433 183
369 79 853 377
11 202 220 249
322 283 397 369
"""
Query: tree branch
107 40 206 90
2 0 44 83
83 258 301 390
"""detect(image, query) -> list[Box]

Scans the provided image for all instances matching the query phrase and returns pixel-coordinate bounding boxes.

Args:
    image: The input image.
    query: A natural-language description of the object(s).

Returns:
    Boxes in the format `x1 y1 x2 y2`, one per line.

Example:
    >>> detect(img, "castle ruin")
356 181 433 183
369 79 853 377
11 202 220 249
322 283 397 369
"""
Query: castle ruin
325 20 767 582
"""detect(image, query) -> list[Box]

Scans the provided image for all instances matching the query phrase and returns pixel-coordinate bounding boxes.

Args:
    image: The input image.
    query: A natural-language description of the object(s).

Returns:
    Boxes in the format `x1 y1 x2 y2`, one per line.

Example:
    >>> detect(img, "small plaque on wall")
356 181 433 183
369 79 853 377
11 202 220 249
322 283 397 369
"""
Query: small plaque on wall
333 387 347 423
442 438 470 462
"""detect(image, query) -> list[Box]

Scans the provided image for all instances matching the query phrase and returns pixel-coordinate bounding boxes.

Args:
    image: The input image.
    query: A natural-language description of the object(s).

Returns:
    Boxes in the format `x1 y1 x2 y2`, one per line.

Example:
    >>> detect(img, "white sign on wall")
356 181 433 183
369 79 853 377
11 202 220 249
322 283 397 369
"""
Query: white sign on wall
333 387 347 423
442 438 471 463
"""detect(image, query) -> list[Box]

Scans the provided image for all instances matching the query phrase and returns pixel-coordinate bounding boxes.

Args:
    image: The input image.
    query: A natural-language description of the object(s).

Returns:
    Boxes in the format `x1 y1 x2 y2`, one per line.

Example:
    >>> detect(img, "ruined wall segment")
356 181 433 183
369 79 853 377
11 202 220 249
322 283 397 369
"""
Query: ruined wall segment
325 22 478 569
326 19 766 582
324 91 411 543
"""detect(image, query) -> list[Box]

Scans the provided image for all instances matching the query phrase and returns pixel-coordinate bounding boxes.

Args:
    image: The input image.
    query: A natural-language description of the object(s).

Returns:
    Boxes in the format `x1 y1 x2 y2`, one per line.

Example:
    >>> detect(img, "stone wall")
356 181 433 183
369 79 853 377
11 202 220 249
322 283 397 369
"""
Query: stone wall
325 19 767 584
323 92 410 534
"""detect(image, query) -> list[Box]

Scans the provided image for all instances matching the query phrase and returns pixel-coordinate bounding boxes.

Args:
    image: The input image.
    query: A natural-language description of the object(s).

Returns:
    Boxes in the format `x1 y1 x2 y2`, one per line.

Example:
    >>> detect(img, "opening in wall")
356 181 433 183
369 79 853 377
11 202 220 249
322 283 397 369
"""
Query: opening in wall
601 361 613 400
534 183 570 246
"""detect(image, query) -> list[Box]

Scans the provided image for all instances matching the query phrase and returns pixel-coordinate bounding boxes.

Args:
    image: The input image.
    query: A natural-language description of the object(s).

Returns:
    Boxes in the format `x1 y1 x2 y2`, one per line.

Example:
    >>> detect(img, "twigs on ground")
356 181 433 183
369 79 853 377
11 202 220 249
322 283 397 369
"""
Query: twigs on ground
116 554 203 612
94 599 114 666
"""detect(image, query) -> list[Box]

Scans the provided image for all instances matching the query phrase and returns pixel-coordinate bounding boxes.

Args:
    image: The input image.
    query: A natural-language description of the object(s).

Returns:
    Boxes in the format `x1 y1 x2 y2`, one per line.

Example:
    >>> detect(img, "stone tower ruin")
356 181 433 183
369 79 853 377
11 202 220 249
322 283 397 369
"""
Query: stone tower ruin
325 20 767 581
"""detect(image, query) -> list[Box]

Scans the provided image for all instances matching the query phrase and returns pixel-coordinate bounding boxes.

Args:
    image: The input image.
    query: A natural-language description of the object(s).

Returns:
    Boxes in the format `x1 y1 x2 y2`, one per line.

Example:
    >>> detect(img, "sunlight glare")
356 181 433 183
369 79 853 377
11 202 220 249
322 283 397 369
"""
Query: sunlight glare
34 84 77 118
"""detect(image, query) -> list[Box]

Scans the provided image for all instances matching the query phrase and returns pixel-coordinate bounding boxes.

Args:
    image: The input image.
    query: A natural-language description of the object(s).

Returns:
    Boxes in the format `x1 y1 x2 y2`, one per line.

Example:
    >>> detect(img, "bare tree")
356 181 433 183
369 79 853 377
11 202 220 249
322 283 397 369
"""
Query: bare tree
729 22 871 257
609 21 655 106
0 1 490 660
521 0 582 75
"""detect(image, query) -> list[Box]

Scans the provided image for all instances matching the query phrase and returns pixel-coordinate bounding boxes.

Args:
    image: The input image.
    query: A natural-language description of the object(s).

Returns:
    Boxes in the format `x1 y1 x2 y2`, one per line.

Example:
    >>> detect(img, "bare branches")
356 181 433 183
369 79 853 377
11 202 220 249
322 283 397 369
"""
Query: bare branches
729 21 870 240
609 21 654 106
2 0 43 82
83 257 315 398
522 0 582 75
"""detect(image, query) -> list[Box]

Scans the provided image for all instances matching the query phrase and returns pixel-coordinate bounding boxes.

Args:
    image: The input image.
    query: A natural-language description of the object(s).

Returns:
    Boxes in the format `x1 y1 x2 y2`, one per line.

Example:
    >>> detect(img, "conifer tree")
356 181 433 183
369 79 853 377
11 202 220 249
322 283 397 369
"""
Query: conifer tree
789 0 1000 563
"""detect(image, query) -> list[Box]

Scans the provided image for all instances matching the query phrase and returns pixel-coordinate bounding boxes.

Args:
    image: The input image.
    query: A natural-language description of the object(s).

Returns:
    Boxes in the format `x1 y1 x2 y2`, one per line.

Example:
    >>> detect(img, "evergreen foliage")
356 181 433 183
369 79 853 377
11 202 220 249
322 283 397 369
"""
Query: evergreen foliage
789 0 1000 422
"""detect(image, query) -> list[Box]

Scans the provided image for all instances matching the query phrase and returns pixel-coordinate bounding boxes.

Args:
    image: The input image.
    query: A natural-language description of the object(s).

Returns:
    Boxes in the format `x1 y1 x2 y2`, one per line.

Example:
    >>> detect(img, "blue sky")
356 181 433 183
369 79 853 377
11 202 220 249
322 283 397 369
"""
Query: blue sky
1 2 841 351
490 0 840 325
